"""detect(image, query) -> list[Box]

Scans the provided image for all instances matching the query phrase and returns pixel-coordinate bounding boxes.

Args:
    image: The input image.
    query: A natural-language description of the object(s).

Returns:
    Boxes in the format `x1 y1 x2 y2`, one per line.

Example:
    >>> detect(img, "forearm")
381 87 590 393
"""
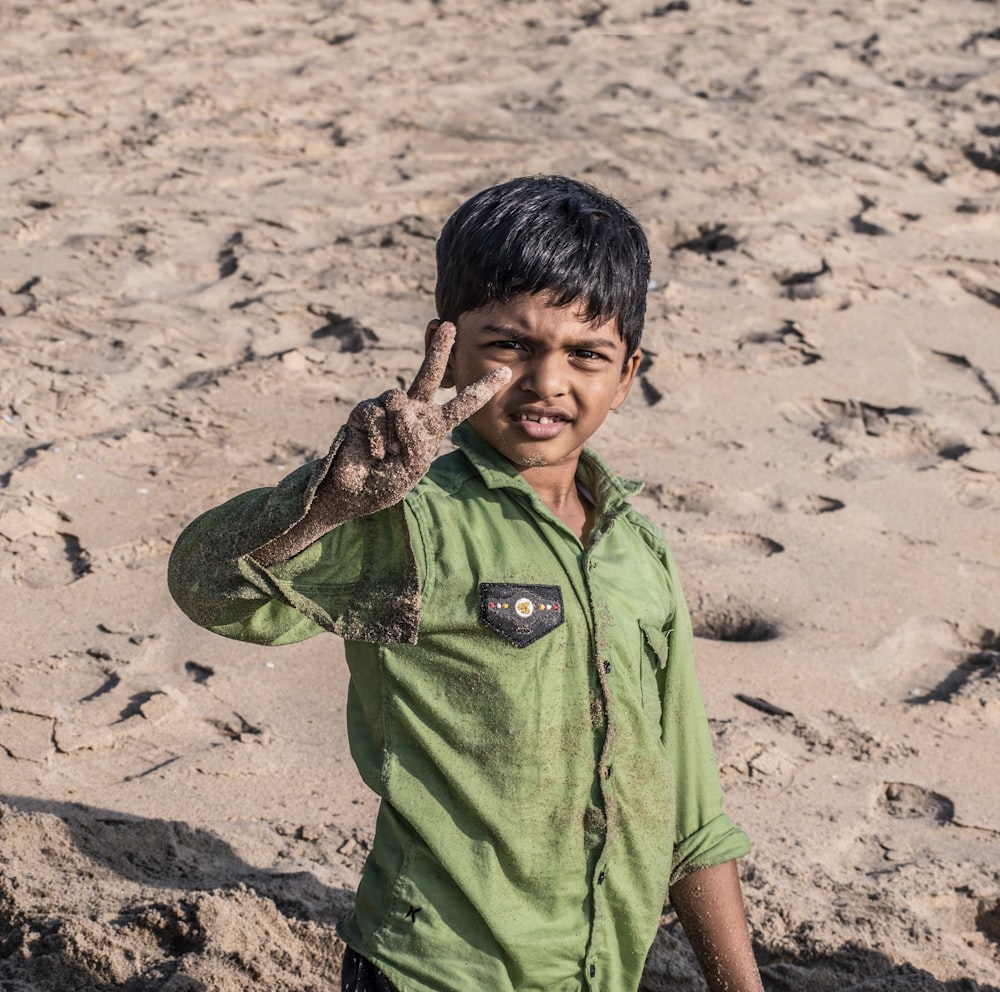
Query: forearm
251 471 352 566
669 860 763 992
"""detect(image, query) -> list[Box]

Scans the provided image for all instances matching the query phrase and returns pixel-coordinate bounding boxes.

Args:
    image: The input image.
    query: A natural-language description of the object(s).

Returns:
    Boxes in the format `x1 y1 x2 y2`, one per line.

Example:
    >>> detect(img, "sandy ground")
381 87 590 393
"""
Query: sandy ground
2 0 999 989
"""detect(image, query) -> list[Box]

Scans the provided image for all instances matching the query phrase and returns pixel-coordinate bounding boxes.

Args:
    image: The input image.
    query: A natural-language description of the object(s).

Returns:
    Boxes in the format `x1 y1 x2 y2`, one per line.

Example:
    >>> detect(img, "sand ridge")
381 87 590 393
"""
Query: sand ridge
2 0 999 989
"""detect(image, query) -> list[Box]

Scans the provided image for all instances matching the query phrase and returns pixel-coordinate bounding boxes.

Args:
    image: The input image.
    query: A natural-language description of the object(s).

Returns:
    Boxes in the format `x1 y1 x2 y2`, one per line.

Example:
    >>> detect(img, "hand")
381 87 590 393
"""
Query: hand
252 322 509 566
327 320 510 505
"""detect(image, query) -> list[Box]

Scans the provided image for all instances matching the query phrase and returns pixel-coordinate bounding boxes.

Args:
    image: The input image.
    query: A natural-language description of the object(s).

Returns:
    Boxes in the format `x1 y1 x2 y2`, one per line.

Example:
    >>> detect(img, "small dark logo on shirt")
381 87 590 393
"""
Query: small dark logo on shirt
479 583 564 648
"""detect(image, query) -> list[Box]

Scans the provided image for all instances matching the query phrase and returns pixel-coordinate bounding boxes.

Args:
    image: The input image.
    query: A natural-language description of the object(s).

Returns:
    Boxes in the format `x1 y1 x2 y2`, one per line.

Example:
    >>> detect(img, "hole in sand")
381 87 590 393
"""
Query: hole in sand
693 604 780 642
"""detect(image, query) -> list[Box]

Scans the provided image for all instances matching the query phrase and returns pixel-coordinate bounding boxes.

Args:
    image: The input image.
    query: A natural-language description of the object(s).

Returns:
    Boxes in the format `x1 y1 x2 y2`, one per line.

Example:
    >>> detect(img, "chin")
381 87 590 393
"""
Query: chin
495 441 550 469
514 453 550 468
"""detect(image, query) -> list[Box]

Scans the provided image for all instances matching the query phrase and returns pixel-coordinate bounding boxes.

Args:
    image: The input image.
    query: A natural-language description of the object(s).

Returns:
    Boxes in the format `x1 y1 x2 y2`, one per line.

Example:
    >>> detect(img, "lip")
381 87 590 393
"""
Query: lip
509 407 572 440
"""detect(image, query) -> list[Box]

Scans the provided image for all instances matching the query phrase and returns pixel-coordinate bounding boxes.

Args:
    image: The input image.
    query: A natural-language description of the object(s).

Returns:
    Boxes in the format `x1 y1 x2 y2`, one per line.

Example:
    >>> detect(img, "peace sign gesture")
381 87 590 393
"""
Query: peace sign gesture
253 322 510 565
333 321 510 495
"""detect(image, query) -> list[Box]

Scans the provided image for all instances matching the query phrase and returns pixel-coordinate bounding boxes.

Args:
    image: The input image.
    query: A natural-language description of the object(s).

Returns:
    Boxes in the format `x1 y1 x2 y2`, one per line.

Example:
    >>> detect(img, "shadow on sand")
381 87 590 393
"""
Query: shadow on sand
0 794 350 991
0 796 995 992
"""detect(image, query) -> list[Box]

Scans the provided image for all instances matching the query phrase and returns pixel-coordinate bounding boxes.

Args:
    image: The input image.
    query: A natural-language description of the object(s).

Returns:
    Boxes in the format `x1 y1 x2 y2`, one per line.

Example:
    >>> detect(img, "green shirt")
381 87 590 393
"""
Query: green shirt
168 423 750 992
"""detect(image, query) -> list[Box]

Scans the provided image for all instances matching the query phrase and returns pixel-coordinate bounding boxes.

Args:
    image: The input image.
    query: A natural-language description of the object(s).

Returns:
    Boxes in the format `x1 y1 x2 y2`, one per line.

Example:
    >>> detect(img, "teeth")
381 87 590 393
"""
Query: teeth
518 414 557 424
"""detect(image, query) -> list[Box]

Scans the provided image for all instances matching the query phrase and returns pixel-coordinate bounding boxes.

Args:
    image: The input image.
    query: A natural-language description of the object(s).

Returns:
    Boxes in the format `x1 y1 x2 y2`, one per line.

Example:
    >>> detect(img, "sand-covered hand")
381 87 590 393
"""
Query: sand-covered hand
327 321 510 504
253 323 509 565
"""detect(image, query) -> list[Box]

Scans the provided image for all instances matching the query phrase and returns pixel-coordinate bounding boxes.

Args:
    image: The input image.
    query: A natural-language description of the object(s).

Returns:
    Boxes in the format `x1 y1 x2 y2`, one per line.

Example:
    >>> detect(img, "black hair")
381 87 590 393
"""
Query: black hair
435 175 650 356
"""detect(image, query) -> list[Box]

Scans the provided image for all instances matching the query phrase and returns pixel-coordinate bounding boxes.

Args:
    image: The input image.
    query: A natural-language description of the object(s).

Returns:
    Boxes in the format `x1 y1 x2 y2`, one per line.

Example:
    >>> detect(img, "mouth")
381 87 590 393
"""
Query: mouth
509 409 572 440
513 413 567 426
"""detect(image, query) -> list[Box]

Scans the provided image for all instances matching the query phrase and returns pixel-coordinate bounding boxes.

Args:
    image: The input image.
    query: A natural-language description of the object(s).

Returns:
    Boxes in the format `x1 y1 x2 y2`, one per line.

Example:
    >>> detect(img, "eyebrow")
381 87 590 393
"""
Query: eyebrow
475 324 530 338
476 324 620 350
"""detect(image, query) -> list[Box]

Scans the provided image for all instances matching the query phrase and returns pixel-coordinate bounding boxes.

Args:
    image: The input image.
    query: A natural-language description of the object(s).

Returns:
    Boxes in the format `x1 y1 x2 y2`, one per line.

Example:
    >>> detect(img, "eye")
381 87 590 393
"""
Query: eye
489 339 525 352
573 349 606 362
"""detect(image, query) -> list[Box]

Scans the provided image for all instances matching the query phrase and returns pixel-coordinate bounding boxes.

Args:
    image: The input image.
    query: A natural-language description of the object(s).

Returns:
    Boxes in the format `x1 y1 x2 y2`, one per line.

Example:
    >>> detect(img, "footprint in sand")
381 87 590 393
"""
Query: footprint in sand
783 371 1000 504
978 900 1000 945
645 479 846 521
792 493 845 514
736 319 822 367
636 353 663 406
697 531 784 556
644 480 717 515
184 661 214 685
217 231 243 279
951 471 1000 511
931 348 1000 404
779 397 952 477
0 494 94 588
857 616 988 702
880 782 955 824
949 446 1000 511
777 258 832 300
906 628 999 706
670 222 740 256
309 307 379 353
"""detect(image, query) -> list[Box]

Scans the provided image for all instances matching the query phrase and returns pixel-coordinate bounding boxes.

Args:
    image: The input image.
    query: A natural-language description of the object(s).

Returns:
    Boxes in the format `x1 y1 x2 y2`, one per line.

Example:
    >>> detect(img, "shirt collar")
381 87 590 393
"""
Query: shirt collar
451 422 643 516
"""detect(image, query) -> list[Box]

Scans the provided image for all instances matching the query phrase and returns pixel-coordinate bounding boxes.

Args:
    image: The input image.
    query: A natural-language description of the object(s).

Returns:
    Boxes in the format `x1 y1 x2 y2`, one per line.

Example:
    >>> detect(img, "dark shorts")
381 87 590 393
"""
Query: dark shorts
341 947 400 992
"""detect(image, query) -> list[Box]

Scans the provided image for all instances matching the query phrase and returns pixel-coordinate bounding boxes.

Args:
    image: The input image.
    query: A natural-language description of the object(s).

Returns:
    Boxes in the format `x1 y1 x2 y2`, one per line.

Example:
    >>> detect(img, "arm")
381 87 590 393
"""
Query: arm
669 860 764 992
167 322 509 639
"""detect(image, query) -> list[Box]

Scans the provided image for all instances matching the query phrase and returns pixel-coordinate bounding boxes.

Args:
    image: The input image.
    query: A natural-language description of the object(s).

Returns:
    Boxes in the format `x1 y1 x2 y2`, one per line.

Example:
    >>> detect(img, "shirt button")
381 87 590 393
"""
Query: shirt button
605 765 612 779
603 660 611 674
589 964 596 978
598 870 606 884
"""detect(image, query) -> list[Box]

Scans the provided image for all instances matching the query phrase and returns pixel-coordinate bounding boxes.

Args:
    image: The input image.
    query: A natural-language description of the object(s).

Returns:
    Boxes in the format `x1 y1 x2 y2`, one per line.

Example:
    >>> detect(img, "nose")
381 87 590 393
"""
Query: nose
520 352 567 399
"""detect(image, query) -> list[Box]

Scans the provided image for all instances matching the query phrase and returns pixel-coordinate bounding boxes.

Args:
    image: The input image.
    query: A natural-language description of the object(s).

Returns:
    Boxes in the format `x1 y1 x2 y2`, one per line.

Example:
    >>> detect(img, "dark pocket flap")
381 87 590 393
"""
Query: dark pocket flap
479 583 565 648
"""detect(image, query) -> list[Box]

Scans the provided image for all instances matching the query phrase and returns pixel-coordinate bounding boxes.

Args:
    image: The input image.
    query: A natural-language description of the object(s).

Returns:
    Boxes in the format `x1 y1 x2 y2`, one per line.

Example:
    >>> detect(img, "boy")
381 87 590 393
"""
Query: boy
168 176 764 992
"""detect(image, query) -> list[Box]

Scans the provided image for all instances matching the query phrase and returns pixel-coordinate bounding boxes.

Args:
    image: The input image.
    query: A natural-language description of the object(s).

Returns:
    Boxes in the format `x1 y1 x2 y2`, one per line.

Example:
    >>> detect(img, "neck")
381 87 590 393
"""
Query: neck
519 459 594 544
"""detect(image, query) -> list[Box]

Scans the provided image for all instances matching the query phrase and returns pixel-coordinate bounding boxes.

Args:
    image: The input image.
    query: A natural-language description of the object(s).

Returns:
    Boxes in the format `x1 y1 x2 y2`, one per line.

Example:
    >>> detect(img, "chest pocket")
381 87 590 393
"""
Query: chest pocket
639 619 670 733
479 583 565 648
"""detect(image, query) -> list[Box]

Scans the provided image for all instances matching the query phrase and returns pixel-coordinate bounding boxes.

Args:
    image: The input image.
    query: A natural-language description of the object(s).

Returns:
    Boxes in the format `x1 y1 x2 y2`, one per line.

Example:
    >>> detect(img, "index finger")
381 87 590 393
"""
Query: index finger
440 365 512 430
408 321 457 403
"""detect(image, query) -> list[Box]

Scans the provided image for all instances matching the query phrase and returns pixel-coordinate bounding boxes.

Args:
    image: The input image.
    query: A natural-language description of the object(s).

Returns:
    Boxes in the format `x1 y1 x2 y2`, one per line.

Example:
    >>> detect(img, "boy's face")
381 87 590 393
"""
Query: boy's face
431 292 640 474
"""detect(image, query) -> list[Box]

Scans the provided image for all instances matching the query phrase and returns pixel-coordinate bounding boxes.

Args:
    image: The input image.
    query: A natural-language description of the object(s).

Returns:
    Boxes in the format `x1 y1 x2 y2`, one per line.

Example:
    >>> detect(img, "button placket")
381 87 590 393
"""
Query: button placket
584 557 616 992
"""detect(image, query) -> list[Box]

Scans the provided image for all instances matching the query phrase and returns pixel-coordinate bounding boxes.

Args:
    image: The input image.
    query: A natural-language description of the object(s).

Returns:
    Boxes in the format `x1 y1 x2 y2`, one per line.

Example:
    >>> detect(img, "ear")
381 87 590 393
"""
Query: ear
610 348 642 411
425 319 457 389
